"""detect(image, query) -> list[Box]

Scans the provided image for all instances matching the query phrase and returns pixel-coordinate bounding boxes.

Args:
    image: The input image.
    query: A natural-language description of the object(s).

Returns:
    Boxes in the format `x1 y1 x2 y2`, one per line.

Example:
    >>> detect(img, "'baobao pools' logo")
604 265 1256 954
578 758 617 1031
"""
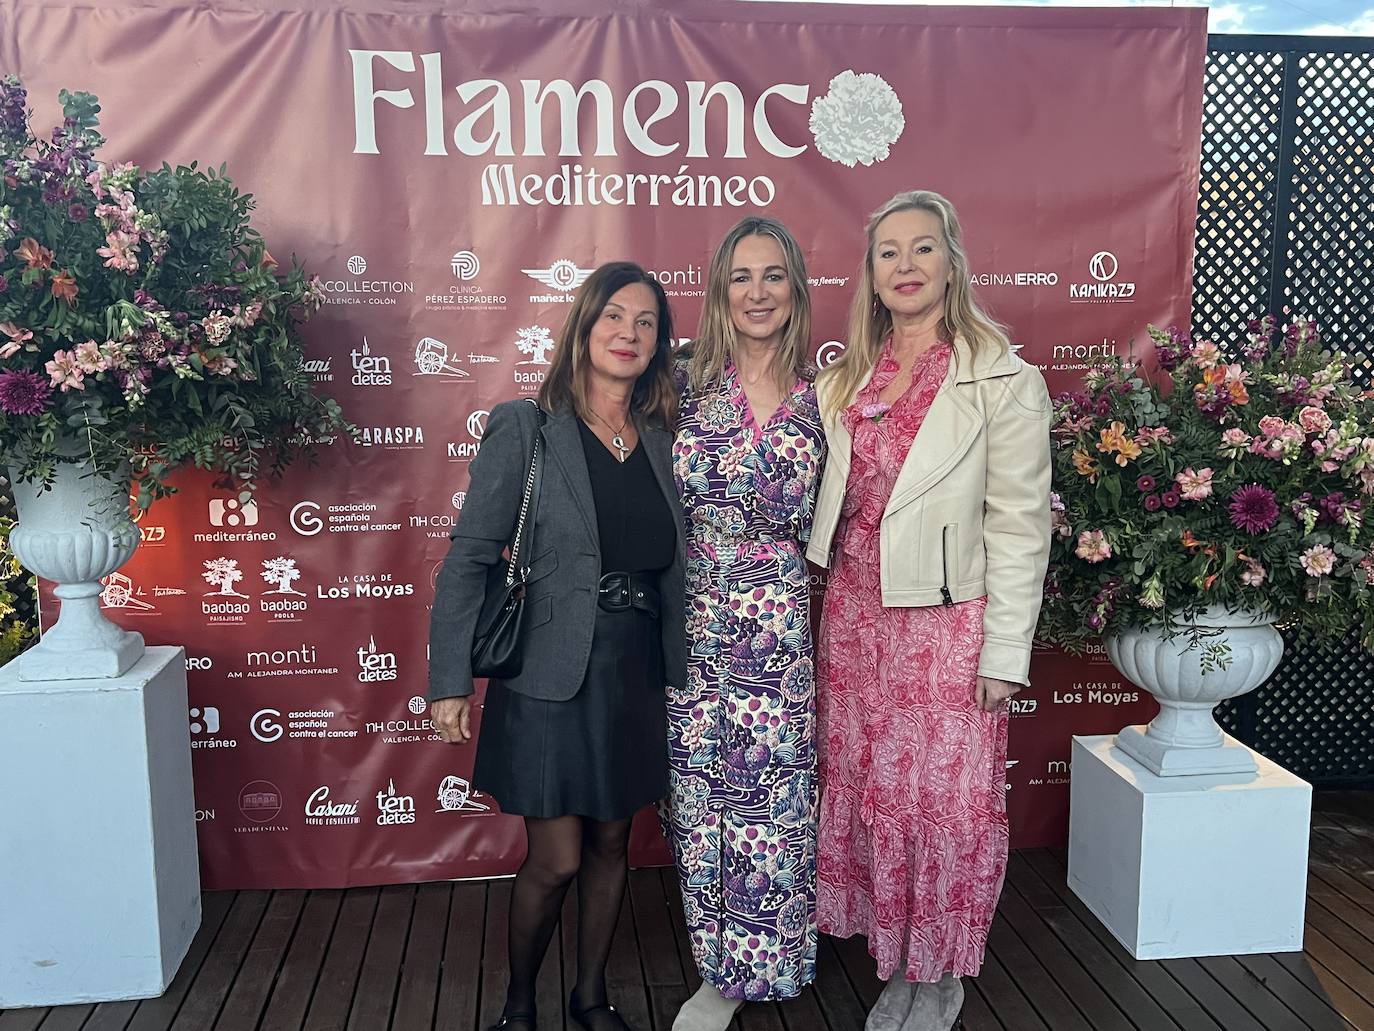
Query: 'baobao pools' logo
349 58 905 207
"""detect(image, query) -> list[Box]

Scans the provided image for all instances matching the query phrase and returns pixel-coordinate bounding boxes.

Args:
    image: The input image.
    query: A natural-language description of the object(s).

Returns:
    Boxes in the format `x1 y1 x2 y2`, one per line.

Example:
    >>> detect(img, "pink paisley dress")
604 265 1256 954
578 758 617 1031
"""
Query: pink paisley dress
816 340 1009 984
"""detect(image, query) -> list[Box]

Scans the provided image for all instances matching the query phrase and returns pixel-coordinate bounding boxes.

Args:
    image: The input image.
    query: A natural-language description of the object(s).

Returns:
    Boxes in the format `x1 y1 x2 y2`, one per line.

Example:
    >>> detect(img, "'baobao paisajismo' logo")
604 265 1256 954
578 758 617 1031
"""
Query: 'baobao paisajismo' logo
1069 250 1136 303
348 56 905 206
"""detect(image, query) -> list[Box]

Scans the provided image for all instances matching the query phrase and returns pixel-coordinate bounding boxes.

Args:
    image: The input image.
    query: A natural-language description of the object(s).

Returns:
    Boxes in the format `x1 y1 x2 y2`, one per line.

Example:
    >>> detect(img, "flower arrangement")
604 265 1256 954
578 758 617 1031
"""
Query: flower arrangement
1038 316 1374 658
0 516 33 665
0 77 348 509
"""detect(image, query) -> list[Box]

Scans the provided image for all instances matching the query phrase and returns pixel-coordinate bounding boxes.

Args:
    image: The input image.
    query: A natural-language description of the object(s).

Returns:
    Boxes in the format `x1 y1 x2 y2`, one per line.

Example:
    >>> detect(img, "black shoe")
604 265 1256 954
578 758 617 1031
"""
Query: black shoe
569 992 631 1031
488 1013 536 1030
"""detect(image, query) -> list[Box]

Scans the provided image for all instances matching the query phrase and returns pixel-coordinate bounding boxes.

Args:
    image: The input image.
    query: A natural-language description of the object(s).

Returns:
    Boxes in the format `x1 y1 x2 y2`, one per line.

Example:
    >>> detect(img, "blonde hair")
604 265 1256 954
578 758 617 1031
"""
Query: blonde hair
539 262 678 429
685 216 813 395
819 190 1009 421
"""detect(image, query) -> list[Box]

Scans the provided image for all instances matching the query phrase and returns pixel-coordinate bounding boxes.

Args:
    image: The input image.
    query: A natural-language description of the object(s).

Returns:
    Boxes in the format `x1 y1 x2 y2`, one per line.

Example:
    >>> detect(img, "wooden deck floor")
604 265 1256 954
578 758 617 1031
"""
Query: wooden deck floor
4 791 1374 1031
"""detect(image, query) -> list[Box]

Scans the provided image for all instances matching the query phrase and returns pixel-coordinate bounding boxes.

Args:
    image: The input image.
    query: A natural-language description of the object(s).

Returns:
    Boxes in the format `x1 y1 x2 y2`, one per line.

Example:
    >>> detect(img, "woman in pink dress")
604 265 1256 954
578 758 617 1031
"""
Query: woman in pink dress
807 191 1051 1031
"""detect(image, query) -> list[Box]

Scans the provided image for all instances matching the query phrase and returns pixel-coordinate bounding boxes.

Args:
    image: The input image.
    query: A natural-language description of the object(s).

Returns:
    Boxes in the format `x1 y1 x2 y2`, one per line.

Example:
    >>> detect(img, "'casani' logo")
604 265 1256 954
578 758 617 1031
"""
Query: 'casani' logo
347 255 368 275
1088 251 1119 282
450 250 480 279
523 260 593 293
809 71 905 168
466 410 489 439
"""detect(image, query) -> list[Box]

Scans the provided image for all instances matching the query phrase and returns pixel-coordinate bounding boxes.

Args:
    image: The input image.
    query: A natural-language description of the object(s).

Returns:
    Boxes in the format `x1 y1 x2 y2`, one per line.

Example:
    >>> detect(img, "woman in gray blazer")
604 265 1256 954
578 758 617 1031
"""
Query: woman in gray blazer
429 261 685 1031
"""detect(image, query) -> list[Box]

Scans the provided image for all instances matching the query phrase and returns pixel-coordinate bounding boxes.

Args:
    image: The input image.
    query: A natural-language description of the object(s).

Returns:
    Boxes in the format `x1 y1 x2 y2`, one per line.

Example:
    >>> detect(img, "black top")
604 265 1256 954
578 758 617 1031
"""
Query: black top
578 418 675 574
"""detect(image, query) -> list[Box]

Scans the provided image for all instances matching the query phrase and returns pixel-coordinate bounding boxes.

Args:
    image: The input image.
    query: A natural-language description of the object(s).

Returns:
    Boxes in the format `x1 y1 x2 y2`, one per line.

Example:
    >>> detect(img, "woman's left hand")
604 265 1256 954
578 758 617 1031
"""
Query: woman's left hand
975 675 1021 713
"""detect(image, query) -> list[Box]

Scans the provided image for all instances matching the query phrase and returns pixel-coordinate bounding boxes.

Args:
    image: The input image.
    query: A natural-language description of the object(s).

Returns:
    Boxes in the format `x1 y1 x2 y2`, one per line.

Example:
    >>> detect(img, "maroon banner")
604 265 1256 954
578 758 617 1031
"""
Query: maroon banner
14 0 1203 888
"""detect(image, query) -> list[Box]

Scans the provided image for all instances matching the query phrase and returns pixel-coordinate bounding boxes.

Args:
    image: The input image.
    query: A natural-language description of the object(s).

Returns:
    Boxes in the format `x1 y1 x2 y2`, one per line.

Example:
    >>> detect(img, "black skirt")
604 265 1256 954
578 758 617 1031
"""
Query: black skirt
473 603 667 820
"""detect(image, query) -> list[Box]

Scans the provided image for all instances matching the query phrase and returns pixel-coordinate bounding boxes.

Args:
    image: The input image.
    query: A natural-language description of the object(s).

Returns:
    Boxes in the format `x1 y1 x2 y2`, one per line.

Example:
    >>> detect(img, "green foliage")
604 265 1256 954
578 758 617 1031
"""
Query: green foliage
0 516 34 666
0 77 353 509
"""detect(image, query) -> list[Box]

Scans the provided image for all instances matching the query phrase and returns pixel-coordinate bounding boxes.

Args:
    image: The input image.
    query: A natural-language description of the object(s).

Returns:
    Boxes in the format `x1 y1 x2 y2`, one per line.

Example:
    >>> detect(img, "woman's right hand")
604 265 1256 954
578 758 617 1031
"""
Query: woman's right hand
431 696 473 743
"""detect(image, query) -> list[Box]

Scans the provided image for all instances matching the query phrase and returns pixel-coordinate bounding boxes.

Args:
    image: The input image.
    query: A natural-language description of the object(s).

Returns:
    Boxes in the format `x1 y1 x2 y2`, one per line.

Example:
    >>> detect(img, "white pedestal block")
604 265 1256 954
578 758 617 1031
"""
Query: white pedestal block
0 646 201 1007
1067 734 1310 960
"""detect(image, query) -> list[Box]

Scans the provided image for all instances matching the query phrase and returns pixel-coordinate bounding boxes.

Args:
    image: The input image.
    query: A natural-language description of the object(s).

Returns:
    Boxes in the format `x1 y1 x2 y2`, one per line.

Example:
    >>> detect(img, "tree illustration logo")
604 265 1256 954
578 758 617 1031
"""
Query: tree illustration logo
261 556 306 596
515 325 555 365
202 557 249 598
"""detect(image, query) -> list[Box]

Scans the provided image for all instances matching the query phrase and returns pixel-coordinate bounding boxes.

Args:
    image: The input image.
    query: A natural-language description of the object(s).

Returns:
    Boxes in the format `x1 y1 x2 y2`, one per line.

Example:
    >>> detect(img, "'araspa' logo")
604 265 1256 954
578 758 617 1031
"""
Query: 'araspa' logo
809 70 905 168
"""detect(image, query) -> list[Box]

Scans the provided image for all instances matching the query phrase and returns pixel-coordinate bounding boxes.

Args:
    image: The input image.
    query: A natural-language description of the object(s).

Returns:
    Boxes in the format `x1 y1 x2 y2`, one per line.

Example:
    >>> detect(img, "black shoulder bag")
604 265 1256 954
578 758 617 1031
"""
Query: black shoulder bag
471 401 546 679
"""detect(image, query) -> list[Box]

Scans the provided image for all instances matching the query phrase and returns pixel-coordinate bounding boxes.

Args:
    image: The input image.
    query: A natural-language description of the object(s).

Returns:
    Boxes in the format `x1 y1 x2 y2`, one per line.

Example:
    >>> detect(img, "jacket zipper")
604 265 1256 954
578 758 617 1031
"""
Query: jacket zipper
940 524 954 607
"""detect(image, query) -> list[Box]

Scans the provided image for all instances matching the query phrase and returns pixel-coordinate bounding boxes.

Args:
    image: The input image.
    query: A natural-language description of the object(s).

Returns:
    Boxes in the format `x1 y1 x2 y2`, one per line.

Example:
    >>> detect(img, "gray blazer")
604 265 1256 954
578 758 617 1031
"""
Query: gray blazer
428 398 687 702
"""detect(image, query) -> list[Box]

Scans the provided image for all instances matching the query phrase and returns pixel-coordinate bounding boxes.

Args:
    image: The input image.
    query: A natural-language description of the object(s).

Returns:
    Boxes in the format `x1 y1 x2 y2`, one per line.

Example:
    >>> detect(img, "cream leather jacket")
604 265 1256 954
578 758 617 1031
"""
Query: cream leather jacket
807 336 1052 686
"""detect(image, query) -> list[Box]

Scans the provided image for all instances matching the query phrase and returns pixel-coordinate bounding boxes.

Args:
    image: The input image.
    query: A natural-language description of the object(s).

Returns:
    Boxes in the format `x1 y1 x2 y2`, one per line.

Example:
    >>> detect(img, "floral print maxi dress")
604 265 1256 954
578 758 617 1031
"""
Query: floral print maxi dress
816 341 1008 983
667 363 826 1001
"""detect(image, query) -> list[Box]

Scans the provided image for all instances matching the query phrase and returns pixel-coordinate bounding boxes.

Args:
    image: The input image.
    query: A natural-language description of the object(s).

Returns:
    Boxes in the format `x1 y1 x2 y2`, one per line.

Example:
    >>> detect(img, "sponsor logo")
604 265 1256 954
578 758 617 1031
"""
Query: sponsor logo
236 780 289 832
815 340 845 368
1008 697 1038 718
452 491 466 510
806 274 851 289
650 264 705 299
195 807 216 822
250 707 284 742
190 705 238 749
365 699 440 744
427 249 507 310
99 571 169 614
970 271 1059 288
513 326 553 393
259 556 309 621
305 785 362 826
350 337 393 386
291 499 404 537
201 557 251 623
315 572 416 602
186 655 213 671
358 425 425 450
358 635 399 683
375 778 417 826
300 356 334 383
1069 251 1136 303
321 255 415 307
413 337 471 379
197 498 277 544
1053 683 1141 706
436 775 491 814
237 643 339 679
409 696 428 715
467 410 489 438
523 259 593 302
450 250 480 279
350 60 904 206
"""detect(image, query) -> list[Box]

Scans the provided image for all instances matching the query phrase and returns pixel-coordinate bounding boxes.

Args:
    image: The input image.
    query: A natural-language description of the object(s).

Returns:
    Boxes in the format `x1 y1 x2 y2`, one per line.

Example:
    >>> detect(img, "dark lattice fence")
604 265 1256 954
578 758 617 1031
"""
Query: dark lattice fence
1199 36 1374 786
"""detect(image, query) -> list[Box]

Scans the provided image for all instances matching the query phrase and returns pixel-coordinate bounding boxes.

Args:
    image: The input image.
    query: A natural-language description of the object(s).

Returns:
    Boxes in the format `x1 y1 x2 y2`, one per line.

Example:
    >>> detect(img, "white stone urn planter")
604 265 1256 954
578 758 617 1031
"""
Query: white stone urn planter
1105 606 1283 776
8 455 144 680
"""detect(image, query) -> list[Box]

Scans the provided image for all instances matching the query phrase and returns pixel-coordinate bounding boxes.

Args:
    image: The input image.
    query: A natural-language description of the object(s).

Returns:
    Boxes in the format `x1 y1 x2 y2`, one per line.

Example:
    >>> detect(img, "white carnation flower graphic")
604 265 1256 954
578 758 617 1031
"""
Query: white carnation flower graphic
808 70 906 168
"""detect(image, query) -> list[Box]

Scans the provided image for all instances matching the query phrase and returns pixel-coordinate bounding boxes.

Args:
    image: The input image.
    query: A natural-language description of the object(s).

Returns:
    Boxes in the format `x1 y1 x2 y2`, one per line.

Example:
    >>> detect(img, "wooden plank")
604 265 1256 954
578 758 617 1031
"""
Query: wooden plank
1306 902 1374 1006
35 1006 95 1031
1004 854 1181 1031
1310 850 1374 920
1157 960 1267 1031
628 870 687 1031
604 882 653 1031
212 890 306 1031
71 1001 138 1031
391 882 451 1031
346 885 414 1031
995 880 1134 1031
964 948 1048 1031
735 1002 783 1031
1232 954 1351 1031
480 882 511 1029
1195 955 1325 1030
1271 951 1374 1031
809 937 868 1031
959 980 1006 1031
1310 872 1374 946
166 891 271 1031
258 889 344 1031
1019 850 1225 1031
826 934 881 1011
301 887 379 1031
0 1010 47 1031
435 882 486 1031
986 911 1090 1030
776 988 826 1031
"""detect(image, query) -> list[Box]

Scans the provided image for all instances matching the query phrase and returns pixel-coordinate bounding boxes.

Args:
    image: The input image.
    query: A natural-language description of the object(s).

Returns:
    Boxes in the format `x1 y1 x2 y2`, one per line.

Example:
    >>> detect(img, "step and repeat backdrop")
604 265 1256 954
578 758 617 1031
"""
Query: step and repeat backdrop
14 0 1205 889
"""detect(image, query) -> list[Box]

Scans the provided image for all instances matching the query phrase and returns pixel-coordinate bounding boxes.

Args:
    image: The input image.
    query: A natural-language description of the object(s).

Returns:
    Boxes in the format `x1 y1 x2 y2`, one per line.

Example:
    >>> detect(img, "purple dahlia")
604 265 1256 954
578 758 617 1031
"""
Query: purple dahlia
0 368 51 415
1228 484 1279 535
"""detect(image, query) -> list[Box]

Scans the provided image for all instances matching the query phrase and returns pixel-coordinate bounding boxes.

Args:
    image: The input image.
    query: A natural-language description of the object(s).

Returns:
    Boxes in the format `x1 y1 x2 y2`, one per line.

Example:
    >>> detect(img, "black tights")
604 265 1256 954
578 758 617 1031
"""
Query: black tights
503 814 632 1027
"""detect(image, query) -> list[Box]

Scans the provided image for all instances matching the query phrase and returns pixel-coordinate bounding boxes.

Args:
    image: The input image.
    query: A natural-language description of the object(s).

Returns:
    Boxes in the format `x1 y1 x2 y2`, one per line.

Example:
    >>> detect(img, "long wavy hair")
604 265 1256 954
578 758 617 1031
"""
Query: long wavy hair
685 216 813 395
538 261 677 429
819 190 1009 421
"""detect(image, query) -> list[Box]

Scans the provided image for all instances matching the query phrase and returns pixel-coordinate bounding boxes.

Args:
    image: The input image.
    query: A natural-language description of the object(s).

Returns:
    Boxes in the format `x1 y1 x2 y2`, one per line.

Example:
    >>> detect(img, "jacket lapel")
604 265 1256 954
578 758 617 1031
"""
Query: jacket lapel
541 407 598 544
641 423 685 553
885 379 982 512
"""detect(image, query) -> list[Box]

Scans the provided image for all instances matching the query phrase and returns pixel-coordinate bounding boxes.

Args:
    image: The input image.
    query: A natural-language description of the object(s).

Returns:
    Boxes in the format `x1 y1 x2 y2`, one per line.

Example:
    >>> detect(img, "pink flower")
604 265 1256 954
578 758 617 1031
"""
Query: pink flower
1258 415 1286 438
72 340 102 374
1175 467 1214 502
1298 405 1332 435
201 311 232 345
1192 340 1221 368
1299 544 1336 577
1075 529 1112 563
97 230 140 273
1135 426 1174 447
45 350 86 392
859 401 891 421
0 321 34 350
1240 561 1267 588
0 342 19 359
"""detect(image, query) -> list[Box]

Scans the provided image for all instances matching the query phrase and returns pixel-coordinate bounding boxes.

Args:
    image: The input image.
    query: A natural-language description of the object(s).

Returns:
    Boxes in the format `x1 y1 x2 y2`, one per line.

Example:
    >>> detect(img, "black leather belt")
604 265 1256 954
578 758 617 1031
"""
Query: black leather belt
597 572 660 617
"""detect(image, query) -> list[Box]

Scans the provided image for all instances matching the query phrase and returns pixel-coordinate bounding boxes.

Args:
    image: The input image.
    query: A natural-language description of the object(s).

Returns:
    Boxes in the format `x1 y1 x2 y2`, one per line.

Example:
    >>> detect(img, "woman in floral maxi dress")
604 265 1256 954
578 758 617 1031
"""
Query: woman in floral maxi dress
667 217 827 1031
808 192 1051 1031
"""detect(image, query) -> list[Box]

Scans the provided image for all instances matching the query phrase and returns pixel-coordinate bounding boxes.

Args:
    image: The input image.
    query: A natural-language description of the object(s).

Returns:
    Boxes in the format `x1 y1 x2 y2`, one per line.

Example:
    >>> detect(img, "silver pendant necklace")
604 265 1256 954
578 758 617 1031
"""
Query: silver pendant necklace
589 409 631 462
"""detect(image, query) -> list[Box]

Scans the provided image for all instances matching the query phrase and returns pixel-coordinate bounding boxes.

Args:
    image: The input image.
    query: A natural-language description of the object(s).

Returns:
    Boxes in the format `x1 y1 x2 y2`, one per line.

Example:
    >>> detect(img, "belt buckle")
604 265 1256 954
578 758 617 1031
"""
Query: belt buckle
598 574 631 611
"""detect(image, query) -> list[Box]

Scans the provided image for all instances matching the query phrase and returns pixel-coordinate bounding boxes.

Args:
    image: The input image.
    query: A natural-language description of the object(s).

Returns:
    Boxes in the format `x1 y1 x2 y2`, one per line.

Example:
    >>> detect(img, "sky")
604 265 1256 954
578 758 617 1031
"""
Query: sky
744 0 1374 35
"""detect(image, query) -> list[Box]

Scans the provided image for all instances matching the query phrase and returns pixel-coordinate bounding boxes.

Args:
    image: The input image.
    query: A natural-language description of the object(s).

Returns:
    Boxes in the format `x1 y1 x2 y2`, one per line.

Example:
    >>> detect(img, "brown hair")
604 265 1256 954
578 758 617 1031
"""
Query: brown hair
685 216 813 395
819 190 1009 421
538 261 678 429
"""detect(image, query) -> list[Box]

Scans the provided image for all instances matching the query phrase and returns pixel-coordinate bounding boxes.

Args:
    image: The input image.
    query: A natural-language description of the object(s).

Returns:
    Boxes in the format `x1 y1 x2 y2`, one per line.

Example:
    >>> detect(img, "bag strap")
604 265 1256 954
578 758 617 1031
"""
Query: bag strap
505 399 547 587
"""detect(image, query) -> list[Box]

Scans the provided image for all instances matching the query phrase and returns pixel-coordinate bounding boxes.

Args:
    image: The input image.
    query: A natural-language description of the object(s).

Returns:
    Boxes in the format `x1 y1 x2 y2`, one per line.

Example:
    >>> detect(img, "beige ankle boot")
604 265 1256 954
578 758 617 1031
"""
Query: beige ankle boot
671 981 743 1031
865 976 918 1031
